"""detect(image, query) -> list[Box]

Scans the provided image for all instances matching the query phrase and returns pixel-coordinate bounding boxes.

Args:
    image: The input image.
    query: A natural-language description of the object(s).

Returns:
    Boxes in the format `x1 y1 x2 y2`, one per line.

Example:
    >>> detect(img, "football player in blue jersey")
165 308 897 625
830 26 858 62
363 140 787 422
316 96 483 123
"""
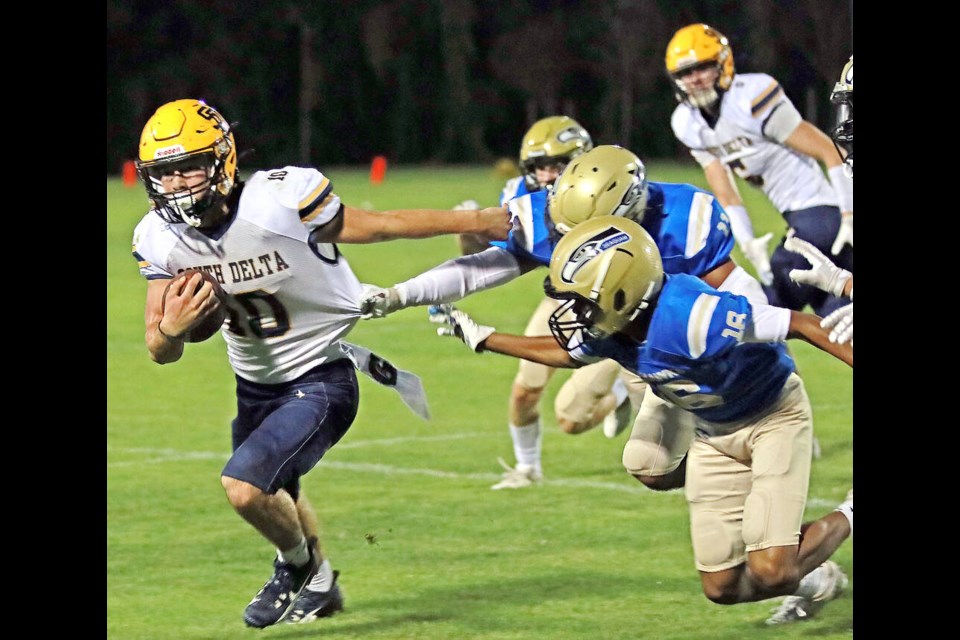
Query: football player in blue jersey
360 144 755 490
429 215 853 623
367 116 642 490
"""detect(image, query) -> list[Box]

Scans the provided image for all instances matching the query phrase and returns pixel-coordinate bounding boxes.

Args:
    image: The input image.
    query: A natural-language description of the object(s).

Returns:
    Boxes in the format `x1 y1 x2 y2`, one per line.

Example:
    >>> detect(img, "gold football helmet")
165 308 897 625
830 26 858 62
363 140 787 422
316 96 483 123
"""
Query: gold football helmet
519 116 593 191
549 145 648 236
831 55 853 173
664 23 735 109
544 216 663 350
136 99 238 227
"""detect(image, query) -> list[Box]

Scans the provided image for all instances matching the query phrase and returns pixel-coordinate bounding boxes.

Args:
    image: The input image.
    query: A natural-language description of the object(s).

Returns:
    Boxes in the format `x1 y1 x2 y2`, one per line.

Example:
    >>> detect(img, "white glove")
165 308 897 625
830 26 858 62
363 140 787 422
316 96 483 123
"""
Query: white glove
783 236 851 298
831 214 853 255
359 284 403 319
741 232 774 286
428 304 495 352
821 303 853 346
453 199 480 210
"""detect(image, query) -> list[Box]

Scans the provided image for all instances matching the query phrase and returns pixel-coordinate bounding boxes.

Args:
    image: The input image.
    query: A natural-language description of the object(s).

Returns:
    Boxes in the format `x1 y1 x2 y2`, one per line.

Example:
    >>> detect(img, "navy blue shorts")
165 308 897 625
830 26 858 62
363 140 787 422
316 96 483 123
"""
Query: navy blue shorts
765 205 854 317
222 358 359 499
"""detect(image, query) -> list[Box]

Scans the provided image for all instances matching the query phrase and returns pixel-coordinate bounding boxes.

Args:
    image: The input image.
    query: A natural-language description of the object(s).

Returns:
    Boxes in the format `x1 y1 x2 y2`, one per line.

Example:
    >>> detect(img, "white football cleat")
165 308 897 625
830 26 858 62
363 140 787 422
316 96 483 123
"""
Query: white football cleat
491 458 543 490
765 560 848 625
602 396 634 439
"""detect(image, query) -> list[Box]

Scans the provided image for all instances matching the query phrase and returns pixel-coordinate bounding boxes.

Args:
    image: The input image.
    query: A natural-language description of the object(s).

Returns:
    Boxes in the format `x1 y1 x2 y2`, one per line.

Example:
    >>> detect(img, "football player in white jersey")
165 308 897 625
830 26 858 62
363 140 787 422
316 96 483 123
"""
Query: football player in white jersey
131 99 510 629
784 55 854 349
665 24 853 319
429 216 853 625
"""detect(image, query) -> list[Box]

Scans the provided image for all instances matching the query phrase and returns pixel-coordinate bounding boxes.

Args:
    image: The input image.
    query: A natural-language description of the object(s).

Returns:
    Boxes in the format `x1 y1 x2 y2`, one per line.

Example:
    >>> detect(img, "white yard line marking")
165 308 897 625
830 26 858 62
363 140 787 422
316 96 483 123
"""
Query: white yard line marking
107 443 845 506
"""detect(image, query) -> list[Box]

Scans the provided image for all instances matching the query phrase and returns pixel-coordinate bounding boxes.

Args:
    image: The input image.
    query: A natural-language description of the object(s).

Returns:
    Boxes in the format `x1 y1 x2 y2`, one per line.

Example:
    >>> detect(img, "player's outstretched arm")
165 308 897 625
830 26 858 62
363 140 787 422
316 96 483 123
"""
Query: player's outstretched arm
327 204 511 244
359 248 524 319
430 305 576 367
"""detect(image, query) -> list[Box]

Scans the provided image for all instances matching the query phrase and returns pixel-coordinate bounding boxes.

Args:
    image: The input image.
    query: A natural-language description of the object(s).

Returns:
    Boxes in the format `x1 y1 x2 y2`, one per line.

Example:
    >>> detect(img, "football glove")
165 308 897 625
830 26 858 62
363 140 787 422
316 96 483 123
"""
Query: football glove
359 284 402 319
830 214 853 255
428 304 495 352
820 303 853 346
783 236 851 298
741 232 774 286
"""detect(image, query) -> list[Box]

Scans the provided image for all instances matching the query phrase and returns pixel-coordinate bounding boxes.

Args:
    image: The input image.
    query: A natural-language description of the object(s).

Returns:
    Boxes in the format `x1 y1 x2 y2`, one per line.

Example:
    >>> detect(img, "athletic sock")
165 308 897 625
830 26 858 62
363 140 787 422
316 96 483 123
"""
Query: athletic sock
305 559 334 592
509 419 542 471
278 536 310 567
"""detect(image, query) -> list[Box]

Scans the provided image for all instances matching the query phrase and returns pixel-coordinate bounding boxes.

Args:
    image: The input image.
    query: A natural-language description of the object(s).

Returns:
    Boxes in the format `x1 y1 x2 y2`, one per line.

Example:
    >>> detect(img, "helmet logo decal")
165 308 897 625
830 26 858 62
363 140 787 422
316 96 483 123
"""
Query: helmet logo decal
154 144 186 159
560 226 630 284
556 127 585 144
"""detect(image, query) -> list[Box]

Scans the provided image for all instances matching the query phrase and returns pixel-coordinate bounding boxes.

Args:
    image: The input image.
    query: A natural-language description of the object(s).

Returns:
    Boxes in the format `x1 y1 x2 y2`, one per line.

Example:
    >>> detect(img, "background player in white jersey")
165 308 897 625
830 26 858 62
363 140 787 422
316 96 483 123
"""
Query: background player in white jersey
429 216 853 624
131 99 510 629
784 55 854 347
665 23 853 319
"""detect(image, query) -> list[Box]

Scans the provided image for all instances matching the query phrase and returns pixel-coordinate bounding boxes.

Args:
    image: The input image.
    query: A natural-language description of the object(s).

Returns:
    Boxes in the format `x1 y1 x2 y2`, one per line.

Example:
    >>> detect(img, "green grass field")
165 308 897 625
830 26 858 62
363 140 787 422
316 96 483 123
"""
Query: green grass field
106 163 853 639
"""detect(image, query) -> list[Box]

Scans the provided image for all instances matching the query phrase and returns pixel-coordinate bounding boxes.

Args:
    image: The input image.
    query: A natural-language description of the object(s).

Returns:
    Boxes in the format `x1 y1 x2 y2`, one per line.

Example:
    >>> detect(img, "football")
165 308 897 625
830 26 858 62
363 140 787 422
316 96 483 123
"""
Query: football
161 269 227 343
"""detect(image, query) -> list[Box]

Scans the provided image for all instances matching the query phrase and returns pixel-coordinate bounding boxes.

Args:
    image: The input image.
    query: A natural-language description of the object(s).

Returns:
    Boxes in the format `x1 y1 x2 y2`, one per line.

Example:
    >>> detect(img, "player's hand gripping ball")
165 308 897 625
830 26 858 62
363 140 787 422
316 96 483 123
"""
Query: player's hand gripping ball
161 269 227 342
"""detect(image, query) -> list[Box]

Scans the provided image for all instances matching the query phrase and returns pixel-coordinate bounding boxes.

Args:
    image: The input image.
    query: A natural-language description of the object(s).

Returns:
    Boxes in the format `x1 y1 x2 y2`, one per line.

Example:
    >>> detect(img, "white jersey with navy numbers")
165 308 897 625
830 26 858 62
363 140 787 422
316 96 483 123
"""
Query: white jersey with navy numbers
132 166 362 385
571 273 794 423
670 72 837 214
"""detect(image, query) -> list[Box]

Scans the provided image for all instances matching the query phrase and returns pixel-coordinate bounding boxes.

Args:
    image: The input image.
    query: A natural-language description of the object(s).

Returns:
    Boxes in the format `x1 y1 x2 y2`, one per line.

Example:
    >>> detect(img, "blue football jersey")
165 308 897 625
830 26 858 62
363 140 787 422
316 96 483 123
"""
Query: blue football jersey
641 182 734 277
574 274 794 423
490 190 557 265
492 182 734 276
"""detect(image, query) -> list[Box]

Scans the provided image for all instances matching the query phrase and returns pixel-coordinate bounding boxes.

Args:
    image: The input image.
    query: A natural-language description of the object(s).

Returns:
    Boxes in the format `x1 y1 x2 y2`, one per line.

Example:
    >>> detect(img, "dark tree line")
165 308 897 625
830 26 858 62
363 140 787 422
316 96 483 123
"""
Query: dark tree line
106 0 852 173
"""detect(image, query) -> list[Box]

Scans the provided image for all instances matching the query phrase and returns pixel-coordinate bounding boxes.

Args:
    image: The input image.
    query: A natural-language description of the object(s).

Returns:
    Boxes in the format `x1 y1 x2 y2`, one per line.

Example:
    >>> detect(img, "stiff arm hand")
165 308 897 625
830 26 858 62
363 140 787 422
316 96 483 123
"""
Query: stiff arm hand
428 304 495 352
359 284 402 319
784 235 851 298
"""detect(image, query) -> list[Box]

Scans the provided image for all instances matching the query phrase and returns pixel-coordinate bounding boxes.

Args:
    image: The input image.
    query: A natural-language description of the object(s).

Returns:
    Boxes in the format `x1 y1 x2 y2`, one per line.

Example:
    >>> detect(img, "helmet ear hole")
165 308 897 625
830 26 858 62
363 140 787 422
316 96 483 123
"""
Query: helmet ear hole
613 290 626 312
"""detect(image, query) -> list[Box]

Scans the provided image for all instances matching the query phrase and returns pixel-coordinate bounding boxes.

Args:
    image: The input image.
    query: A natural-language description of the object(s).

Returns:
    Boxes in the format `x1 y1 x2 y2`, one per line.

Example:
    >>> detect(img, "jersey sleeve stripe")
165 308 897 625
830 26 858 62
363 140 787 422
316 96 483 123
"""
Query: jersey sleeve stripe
687 293 720 358
751 81 783 116
132 249 150 268
298 177 332 220
685 192 713 258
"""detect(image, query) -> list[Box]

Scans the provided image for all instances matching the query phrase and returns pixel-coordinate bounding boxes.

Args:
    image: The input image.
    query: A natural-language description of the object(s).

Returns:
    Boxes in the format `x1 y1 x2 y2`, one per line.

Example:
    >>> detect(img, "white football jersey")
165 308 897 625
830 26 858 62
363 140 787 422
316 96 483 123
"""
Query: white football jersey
132 166 363 384
671 72 837 213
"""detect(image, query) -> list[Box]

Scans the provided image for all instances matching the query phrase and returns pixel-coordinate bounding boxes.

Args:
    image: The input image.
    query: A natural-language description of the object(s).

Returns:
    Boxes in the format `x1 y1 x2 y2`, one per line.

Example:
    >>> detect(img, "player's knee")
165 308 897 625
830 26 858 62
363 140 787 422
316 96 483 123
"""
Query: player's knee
623 439 679 477
221 475 262 510
556 415 588 434
510 383 543 418
699 573 740 605
747 553 800 595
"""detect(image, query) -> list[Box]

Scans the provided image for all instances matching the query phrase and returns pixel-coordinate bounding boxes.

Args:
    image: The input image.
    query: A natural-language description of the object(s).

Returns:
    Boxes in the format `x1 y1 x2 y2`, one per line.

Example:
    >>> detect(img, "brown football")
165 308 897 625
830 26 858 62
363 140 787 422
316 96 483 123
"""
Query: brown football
161 269 227 343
